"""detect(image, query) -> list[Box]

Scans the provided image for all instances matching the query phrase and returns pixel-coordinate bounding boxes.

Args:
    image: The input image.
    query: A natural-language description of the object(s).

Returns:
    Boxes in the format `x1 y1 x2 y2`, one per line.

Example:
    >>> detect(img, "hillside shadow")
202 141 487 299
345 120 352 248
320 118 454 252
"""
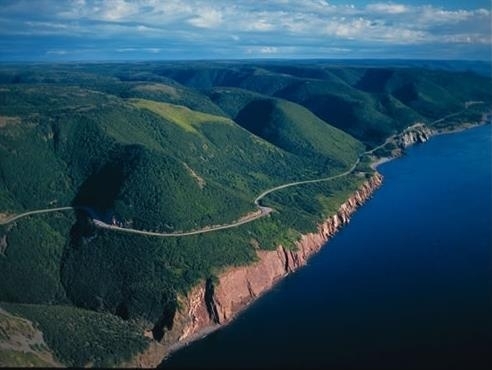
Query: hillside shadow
72 161 126 217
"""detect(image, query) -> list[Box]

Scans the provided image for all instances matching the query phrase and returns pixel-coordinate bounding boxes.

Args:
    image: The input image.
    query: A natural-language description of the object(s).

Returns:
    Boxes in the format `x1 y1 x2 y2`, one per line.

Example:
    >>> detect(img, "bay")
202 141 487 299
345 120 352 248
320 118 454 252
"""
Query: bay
163 124 492 369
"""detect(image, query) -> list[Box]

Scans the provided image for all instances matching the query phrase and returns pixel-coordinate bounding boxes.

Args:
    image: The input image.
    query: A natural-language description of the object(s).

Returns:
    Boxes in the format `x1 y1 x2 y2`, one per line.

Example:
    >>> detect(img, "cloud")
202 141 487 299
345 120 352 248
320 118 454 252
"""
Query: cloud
323 16 427 44
188 8 222 28
46 49 68 55
0 0 490 60
57 0 139 21
366 3 409 14
100 0 136 21
245 19 275 32
259 46 278 54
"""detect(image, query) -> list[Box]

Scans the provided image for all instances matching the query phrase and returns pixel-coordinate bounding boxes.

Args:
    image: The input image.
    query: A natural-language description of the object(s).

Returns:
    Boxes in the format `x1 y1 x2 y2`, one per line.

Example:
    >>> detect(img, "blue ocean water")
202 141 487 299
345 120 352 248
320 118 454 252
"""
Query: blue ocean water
163 124 492 369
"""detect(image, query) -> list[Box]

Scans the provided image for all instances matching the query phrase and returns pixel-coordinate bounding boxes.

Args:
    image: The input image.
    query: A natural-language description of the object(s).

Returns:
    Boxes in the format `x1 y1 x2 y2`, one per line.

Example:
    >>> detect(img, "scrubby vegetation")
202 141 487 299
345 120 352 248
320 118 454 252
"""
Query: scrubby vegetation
0 60 490 366
0 303 149 367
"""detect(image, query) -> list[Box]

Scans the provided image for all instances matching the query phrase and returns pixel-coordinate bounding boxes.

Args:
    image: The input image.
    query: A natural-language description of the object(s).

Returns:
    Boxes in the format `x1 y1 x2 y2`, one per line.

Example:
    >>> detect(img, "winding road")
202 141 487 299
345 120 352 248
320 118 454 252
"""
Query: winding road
0 207 74 225
0 158 362 237
1 105 479 237
254 158 360 206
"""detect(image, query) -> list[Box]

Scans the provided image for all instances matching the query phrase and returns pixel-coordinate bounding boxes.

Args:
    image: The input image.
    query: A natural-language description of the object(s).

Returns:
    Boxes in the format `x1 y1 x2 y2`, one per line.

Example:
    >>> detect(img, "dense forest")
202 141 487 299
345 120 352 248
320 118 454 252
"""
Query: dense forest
0 61 490 367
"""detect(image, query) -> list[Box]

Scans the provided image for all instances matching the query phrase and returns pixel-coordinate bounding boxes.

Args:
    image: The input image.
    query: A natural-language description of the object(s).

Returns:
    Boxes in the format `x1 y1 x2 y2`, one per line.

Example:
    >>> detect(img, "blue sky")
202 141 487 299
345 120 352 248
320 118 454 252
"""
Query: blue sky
0 0 490 61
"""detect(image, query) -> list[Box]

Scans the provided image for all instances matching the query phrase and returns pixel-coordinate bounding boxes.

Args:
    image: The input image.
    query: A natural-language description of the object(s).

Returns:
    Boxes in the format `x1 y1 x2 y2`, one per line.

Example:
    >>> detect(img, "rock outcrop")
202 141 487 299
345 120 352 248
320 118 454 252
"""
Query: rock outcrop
395 123 433 148
126 173 383 368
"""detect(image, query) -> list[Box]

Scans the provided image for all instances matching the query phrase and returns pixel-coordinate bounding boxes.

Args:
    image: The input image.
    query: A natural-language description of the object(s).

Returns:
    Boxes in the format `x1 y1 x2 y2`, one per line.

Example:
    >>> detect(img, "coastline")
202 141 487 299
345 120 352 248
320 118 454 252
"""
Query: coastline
130 118 491 369
128 173 383 368
432 118 491 137
370 156 395 170
370 119 491 171
159 115 492 370
163 324 221 359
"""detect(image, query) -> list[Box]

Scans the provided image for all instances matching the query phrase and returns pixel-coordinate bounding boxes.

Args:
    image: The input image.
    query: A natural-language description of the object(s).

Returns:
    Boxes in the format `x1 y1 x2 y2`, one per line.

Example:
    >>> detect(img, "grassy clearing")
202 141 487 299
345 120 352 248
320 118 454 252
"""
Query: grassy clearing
130 98 231 133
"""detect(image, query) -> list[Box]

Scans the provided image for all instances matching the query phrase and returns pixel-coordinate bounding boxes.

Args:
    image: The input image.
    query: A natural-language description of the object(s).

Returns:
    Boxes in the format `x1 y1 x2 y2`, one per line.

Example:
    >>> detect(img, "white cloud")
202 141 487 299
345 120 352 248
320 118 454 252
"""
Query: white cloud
45 0 490 46
99 0 136 21
247 19 274 32
116 48 137 52
323 16 427 44
46 49 68 55
245 46 279 55
188 8 222 28
137 25 151 32
440 33 492 45
2 0 490 60
260 46 278 54
57 0 139 21
366 3 408 14
419 6 474 24
116 47 161 53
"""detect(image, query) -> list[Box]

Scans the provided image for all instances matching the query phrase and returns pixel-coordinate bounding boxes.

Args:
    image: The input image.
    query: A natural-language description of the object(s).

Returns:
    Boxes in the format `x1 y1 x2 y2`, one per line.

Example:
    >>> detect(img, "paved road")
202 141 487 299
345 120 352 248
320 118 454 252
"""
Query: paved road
254 158 360 206
0 154 363 237
1 106 472 237
92 206 273 237
364 135 396 155
0 206 74 225
0 159 359 237
93 160 359 237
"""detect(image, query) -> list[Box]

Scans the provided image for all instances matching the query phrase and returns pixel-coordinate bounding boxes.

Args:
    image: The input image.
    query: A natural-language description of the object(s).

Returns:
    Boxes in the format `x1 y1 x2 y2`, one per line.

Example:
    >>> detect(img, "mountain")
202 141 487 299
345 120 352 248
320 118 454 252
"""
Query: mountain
209 88 362 169
0 60 490 367
155 62 492 145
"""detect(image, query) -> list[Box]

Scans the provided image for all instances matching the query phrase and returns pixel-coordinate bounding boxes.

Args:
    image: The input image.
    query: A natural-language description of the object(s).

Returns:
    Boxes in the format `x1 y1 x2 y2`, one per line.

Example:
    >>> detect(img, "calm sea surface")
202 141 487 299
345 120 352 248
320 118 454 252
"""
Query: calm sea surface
163 124 492 369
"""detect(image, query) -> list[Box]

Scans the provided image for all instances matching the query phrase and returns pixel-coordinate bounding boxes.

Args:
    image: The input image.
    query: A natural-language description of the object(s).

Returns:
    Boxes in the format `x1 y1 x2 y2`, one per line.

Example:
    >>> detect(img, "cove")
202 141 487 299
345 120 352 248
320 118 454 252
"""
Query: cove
163 124 492 369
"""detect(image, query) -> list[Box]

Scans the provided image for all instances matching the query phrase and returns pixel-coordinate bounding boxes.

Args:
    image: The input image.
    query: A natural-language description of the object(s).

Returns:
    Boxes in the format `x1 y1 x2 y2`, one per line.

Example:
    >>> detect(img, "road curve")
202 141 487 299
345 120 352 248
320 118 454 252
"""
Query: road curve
0 158 363 237
0 157 359 237
0 107 476 237
93 206 273 237
0 206 74 225
254 158 360 206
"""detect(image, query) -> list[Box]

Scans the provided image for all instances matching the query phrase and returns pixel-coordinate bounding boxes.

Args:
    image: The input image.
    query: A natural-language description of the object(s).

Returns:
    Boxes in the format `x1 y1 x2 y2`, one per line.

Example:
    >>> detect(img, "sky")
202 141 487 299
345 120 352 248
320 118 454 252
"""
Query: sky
0 0 491 61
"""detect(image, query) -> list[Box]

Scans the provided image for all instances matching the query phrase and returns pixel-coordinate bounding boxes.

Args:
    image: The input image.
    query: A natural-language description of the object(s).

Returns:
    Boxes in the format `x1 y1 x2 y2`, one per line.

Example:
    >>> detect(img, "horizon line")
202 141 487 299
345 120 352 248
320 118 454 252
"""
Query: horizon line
1 57 491 64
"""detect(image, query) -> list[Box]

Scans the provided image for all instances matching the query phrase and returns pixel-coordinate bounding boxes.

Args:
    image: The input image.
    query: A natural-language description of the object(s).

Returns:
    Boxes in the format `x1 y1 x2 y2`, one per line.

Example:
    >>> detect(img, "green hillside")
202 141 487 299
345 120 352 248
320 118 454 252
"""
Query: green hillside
0 61 490 367
155 62 492 146
210 88 363 169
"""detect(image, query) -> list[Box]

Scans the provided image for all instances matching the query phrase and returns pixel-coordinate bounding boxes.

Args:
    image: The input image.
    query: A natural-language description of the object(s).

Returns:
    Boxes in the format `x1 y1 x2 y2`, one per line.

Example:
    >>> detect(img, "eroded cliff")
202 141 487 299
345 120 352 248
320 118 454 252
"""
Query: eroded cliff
126 173 383 368
395 123 434 148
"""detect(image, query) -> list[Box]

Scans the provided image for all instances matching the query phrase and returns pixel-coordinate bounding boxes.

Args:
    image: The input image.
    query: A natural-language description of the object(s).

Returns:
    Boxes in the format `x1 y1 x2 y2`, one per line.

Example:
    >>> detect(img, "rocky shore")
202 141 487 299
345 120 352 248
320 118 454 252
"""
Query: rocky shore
126 173 383 368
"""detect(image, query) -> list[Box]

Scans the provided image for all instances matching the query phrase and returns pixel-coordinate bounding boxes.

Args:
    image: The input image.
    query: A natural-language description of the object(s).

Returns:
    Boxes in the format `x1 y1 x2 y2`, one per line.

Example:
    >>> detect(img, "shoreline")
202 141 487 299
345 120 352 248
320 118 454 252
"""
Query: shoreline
163 324 221 361
370 119 491 171
370 156 395 170
431 119 491 137
143 119 491 368
151 174 383 368
161 282 278 364
157 111 491 370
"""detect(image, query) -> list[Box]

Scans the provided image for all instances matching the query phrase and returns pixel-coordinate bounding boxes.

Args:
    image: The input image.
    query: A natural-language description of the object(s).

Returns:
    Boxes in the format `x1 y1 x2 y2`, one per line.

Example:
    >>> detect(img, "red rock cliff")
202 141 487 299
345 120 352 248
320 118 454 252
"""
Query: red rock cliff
127 173 383 368
210 173 383 324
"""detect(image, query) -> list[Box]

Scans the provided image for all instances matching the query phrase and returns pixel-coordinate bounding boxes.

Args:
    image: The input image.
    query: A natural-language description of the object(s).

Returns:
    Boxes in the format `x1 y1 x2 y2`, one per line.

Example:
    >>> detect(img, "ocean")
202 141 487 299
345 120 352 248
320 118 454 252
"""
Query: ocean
163 124 492 369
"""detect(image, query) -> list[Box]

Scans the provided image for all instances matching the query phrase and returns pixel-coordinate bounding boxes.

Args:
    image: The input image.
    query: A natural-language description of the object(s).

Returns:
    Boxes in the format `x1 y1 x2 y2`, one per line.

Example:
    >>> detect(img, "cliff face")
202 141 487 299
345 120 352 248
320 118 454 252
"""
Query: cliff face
127 173 383 368
208 173 383 325
396 123 433 148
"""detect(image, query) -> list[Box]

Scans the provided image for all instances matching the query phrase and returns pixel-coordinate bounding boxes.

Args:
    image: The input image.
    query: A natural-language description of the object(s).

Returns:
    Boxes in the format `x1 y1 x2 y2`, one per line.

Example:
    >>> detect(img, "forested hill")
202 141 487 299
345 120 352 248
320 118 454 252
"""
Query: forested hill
0 61 490 367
